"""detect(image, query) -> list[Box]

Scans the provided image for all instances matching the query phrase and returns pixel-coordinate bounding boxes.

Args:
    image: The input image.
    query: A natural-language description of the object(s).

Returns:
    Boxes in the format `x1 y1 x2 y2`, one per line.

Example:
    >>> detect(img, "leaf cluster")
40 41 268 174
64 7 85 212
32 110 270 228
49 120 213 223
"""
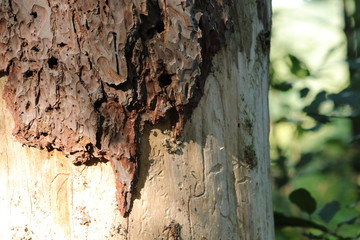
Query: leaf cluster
275 188 360 240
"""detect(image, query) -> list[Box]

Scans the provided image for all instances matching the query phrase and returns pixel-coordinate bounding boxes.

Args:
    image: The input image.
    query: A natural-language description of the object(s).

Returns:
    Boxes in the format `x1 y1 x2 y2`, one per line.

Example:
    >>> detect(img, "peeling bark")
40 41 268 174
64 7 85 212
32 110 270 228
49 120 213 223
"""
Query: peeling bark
0 0 233 216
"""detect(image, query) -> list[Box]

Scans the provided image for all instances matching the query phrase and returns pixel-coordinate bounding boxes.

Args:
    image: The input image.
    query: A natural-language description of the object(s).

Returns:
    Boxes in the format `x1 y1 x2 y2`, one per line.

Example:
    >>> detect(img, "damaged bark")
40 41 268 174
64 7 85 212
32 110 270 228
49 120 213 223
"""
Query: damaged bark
0 0 233 216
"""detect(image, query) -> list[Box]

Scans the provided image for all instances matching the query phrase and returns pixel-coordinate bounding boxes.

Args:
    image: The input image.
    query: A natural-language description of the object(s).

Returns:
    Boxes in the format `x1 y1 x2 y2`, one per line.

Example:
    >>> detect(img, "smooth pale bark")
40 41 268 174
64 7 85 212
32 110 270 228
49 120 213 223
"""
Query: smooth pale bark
0 1 273 239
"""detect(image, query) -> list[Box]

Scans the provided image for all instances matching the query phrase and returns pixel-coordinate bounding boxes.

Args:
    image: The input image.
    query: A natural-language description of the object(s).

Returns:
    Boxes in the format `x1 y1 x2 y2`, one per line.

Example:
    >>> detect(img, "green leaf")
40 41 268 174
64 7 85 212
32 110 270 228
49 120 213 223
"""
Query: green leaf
289 188 317 214
348 200 360 208
295 153 313 170
272 82 293 91
347 59 360 70
306 113 330 124
303 91 331 124
303 91 327 114
287 54 311 78
303 232 329 240
329 91 360 108
274 212 327 231
337 216 358 228
318 201 340 223
300 88 310 98
303 122 323 132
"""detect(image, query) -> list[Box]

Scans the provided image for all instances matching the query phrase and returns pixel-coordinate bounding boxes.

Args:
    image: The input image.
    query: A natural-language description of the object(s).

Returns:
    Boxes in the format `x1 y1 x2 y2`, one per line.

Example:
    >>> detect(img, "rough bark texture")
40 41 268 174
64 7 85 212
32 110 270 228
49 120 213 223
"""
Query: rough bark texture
0 0 233 216
0 0 273 239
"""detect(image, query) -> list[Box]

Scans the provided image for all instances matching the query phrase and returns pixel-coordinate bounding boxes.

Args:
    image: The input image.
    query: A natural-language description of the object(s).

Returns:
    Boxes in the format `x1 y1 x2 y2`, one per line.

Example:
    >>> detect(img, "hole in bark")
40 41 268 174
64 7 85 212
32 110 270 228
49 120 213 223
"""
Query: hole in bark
45 106 54 112
23 70 34 78
184 83 189 95
149 97 157 110
85 20 90 30
31 46 40 52
167 107 179 128
155 21 164 33
30 11 37 18
94 98 106 149
85 143 94 154
138 1 164 40
58 42 67 47
0 62 10 77
35 90 40 105
158 74 172 88
45 141 54 152
25 101 31 110
48 57 58 69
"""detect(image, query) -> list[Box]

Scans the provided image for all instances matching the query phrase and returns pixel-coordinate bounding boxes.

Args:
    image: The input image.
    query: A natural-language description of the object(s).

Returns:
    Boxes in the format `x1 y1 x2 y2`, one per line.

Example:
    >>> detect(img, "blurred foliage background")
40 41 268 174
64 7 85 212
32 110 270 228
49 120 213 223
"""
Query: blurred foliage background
270 0 360 239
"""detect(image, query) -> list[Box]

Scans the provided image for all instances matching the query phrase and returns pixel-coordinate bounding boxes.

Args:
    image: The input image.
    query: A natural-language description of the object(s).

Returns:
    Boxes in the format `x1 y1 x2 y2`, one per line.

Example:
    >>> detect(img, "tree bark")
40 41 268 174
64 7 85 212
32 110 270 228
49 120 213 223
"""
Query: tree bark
343 0 360 178
0 0 273 239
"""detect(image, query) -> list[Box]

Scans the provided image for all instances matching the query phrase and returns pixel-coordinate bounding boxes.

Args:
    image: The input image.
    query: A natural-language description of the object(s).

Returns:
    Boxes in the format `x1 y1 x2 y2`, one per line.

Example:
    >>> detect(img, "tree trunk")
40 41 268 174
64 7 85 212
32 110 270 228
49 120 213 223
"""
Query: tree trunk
0 0 273 239
343 0 360 176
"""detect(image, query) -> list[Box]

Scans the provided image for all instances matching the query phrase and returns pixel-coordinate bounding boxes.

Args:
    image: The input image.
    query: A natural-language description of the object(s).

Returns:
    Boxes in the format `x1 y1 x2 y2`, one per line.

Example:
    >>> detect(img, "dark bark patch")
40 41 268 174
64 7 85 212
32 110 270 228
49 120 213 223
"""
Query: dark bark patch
257 29 271 52
244 145 257 169
158 74 173 88
30 11 37 18
23 70 34 78
256 0 271 30
57 42 67 47
47 57 58 69
31 46 40 52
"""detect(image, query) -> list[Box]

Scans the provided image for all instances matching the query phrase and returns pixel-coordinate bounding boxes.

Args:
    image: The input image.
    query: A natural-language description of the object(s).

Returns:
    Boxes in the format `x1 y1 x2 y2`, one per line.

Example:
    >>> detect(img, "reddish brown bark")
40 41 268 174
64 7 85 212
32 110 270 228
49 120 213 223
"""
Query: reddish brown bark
0 0 233 216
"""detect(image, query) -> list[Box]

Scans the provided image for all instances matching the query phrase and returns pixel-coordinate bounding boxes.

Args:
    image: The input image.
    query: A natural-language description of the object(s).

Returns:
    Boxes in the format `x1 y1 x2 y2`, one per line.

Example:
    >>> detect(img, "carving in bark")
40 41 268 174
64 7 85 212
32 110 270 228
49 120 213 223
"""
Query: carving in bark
0 0 233 216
